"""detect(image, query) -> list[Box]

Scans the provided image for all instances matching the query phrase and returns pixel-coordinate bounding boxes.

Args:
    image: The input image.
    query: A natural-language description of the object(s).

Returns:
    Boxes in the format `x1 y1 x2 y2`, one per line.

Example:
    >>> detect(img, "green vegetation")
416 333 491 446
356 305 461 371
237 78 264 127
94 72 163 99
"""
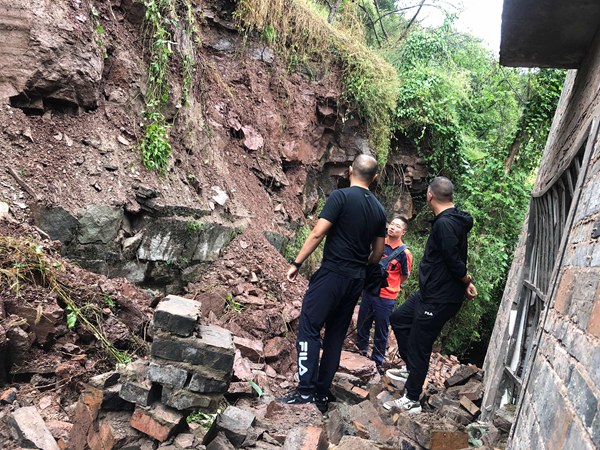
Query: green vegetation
187 409 220 427
0 236 135 364
248 379 263 397
90 6 108 59
375 14 564 356
276 2 564 357
186 220 205 233
234 0 398 162
104 294 117 310
140 0 199 173
224 293 244 313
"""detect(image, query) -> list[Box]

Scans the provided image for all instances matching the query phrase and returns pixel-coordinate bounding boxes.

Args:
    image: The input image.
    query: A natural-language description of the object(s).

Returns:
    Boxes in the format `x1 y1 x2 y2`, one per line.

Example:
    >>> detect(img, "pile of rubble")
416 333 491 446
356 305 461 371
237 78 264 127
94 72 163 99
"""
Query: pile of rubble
5 294 514 449
0 228 516 449
6 295 236 448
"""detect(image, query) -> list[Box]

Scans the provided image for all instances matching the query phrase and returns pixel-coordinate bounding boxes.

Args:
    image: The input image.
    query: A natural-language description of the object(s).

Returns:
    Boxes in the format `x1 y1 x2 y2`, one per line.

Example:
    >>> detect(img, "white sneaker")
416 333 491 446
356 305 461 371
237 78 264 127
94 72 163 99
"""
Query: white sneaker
383 394 422 413
385 367 409 381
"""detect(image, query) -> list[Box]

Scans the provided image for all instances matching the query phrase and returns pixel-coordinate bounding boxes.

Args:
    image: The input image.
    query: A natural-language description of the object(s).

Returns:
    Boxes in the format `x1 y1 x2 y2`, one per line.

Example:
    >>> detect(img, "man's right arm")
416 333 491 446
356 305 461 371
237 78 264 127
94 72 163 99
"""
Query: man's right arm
287 218 333 282
436 220 477 299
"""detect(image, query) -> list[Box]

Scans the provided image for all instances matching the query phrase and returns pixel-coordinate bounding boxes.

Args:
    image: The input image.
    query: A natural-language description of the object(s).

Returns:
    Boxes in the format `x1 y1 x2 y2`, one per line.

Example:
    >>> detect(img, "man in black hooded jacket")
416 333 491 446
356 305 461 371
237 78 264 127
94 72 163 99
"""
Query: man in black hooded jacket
383 177 477 414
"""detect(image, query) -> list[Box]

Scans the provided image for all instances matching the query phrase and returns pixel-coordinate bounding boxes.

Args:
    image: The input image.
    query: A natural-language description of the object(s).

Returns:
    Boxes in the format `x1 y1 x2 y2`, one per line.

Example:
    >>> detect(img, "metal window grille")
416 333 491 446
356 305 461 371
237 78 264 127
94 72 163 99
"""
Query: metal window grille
499 137 590 406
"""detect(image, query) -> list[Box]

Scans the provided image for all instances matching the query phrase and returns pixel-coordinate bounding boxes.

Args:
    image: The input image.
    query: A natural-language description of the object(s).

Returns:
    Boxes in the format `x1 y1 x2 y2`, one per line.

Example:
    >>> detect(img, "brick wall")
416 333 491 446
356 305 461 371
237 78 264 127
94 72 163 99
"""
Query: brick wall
482 27 600 450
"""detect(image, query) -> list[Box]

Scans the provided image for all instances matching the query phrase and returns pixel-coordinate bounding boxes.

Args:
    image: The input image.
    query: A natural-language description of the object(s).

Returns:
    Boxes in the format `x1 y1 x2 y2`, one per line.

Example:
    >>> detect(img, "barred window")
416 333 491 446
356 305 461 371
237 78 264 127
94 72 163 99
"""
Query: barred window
499 120 598 406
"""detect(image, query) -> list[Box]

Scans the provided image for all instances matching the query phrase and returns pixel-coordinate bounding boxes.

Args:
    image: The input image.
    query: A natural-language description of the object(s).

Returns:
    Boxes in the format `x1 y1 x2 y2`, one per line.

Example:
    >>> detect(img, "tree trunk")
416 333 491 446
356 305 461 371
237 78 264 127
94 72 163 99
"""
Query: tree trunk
328 0 343 23
504 133 525 174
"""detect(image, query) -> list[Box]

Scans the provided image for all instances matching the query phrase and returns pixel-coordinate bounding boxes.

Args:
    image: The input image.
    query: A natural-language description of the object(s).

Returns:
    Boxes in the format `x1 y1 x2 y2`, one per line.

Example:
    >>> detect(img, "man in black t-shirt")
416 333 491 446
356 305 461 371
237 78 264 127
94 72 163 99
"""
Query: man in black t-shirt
279 154 387 413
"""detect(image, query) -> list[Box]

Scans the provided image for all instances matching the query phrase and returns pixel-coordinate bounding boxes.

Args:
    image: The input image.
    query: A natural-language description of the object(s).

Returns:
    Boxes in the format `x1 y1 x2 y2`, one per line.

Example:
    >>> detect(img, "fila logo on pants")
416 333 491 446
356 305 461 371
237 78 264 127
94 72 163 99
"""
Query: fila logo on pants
298 341 308 376
424 311 433 317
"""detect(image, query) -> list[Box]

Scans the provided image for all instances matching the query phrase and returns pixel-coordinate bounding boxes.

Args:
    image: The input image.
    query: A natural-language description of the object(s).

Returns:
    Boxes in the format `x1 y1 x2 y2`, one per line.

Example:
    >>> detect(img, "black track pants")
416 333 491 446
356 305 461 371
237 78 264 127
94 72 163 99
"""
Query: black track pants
390 291 462 400
295 268 364 396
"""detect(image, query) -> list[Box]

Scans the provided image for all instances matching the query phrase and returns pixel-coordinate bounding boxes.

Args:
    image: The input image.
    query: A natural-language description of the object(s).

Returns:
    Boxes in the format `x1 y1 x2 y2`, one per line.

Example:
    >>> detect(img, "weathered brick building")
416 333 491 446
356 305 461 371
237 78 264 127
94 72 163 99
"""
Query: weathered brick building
482 1 600 448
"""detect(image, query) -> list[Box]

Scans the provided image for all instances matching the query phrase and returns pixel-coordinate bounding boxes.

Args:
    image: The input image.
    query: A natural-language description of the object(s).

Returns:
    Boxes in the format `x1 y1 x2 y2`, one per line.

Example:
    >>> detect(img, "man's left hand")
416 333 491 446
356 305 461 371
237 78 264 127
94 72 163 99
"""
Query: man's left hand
465 282 478 299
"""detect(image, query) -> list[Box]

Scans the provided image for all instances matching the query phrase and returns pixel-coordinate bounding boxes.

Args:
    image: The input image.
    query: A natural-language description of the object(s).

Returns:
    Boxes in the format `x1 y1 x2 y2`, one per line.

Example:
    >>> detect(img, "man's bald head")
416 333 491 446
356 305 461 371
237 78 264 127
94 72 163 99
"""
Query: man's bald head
351 154 379 183
428 176 454 202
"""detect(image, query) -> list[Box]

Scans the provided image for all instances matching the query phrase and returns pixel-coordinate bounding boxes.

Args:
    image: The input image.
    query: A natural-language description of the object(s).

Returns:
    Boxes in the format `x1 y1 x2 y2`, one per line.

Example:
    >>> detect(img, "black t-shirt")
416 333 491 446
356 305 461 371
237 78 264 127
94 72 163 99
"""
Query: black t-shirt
318 186 387 278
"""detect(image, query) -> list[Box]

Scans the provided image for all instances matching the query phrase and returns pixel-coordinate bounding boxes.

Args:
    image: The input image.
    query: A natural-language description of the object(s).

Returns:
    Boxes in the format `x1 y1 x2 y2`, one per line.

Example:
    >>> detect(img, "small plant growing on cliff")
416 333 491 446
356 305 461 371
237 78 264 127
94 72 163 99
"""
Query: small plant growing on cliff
186 220 205 233
140 111 171 173
261 24 277 44
66 305 77 329
103 294 116 310
90 6 108 59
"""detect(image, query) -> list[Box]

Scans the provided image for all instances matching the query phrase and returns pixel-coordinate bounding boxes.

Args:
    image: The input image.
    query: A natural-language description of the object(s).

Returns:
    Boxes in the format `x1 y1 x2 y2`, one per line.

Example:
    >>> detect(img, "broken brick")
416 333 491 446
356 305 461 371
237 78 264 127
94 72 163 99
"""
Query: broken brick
430 431 469 450
130 404 185 442
283 426 328 450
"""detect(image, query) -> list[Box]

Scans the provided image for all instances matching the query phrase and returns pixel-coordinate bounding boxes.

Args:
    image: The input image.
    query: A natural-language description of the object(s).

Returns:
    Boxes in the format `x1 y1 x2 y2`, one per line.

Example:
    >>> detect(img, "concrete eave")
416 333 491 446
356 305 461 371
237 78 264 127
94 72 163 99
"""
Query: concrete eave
500 0 600 68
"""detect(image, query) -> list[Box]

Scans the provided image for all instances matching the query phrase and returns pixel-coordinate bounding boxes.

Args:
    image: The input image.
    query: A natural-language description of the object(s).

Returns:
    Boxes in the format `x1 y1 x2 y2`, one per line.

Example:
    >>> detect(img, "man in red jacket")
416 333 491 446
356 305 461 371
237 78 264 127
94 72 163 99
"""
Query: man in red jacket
356 216 412 374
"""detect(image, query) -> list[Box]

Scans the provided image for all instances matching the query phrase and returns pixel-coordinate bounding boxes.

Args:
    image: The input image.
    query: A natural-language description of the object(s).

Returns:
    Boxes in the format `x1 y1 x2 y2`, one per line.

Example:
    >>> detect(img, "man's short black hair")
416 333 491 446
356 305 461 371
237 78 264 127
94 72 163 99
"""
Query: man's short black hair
391 215 408 229
429 177 454 202
352 154 378 182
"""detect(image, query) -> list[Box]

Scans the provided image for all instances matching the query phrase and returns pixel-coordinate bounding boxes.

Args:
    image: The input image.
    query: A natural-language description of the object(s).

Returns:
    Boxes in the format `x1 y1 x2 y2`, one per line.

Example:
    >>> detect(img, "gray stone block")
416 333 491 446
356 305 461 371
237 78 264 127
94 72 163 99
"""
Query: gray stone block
97 411 144 447
136 219 236 263
206 432 235 450
148 361 189 389
118 359 149 382
154 295 201 336
102 384 135 411
9 406 60 450
151 326 234 373
119 381 159 406
211 406 256 448
38 206 79 243
89 371 120 389
188 372 230 394
77 205 123 244
162 386 222 412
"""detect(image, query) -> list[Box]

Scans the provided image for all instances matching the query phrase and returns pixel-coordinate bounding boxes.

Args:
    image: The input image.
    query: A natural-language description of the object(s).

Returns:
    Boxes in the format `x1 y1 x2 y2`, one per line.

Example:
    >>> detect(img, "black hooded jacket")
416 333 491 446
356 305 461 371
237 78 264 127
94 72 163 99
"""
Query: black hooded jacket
419 207 474 303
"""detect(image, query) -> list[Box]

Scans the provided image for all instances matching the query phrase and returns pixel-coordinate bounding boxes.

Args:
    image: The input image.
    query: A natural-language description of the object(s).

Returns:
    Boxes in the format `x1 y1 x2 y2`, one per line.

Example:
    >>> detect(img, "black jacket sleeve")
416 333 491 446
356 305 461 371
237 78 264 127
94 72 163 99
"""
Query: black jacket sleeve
435 219 468 280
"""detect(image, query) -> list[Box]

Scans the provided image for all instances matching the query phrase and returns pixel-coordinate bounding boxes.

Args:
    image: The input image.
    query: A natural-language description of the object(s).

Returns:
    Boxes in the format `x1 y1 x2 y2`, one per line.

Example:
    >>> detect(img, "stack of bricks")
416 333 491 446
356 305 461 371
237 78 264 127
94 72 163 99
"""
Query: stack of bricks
120 295 235 413
427 352 461 388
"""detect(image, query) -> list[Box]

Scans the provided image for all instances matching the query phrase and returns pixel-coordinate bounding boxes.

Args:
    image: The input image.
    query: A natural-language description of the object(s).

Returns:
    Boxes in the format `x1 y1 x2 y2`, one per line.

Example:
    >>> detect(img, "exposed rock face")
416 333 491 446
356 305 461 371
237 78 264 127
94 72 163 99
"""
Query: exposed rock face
0 0 103 112
37 204 239 291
